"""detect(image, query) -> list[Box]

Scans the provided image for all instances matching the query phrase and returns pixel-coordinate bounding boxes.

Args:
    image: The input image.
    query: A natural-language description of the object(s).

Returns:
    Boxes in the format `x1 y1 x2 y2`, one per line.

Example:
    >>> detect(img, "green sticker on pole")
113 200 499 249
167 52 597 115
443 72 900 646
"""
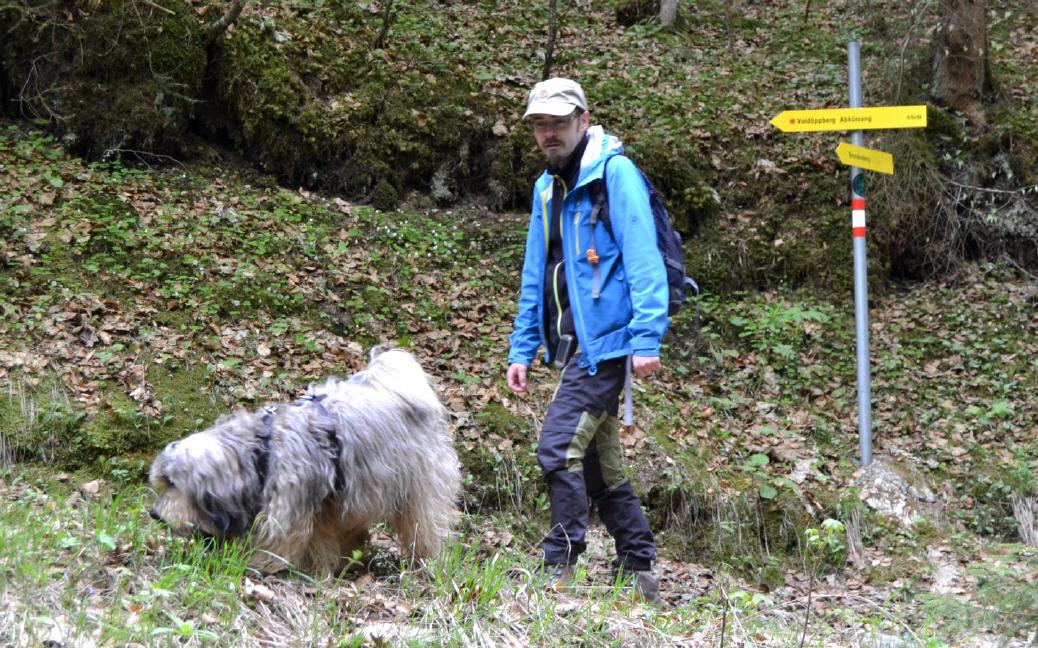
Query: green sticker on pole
852 173 866 196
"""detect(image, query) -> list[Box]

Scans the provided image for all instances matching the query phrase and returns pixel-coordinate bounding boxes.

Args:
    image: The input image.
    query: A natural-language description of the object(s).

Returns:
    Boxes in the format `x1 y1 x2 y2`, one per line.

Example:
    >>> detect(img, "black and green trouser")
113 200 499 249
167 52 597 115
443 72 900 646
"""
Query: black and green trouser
537 355 656 572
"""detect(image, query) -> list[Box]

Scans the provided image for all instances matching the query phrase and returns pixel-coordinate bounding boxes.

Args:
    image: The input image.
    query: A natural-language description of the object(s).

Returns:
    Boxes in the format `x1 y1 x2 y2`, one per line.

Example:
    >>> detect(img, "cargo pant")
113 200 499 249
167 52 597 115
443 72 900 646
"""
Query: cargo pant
537 355 656 573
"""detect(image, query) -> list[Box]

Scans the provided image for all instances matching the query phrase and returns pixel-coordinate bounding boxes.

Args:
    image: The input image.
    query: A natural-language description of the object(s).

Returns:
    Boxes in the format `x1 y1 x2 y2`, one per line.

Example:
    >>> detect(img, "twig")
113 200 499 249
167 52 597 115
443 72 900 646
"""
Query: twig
797 570 813 648
946 180 1038 196
138 0 175 16
719 585 728 648
715 583 750 644
101 148 186 168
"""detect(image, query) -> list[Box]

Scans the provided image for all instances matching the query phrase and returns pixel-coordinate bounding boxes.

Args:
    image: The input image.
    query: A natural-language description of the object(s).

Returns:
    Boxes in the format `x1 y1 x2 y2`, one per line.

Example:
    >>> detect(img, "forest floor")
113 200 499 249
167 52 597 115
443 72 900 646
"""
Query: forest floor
1 121 1036 646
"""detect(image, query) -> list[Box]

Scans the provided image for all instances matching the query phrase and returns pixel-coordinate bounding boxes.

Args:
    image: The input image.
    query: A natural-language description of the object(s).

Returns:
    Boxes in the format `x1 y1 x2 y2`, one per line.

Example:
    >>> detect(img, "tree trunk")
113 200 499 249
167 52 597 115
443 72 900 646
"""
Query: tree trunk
207 0 249 43
660 0 677 28
373 0 396 50
543 0 558 81
931 0 993 128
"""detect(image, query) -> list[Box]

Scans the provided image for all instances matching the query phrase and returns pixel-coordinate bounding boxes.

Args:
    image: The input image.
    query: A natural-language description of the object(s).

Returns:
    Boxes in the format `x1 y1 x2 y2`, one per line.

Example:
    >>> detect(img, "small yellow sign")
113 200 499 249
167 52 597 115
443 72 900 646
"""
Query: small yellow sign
836 142 894 175
770 105 927 132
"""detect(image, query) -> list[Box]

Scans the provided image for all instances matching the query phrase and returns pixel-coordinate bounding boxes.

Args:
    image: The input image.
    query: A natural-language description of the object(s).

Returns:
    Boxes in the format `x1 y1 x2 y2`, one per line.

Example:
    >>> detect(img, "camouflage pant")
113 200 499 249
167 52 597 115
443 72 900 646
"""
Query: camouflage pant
537 355 655 572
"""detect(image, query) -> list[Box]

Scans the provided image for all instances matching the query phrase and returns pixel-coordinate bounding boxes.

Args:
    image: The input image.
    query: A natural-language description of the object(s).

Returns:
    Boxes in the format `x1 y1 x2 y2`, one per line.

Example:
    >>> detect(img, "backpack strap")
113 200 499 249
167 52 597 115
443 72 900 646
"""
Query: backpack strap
590 156 614 239
588 156 615 299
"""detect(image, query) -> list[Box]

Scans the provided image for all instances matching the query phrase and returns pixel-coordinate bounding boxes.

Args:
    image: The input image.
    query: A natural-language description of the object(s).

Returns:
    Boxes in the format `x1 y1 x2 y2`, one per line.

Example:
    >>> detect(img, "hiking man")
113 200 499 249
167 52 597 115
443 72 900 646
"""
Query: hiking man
506 77 668 603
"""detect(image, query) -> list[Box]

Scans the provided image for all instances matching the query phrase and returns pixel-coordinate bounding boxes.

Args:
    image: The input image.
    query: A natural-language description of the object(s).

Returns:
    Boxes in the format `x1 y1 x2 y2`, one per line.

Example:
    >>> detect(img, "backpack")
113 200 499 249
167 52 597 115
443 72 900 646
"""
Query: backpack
589 156 699 316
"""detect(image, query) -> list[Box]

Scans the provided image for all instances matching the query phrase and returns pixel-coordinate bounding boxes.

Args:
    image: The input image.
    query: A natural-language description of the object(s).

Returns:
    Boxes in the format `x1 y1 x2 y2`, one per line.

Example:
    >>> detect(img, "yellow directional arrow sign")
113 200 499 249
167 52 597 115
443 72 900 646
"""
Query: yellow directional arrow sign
770 105 927 132
836 142 894 175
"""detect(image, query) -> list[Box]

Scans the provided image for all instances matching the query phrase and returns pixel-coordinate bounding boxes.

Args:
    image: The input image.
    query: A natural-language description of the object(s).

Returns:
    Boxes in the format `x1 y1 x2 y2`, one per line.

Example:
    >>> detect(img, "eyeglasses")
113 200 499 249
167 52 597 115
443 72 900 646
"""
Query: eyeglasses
531 115 577 133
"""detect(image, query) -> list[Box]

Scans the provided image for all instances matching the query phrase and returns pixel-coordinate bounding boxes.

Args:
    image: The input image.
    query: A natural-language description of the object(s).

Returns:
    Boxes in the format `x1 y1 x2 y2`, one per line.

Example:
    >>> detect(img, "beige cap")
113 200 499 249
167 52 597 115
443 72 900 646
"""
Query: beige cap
523 78 588 118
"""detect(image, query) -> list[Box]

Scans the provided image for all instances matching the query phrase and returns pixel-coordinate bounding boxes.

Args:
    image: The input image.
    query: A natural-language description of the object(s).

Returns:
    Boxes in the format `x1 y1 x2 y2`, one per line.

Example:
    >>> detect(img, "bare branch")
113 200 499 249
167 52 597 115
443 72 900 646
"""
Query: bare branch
139 0 175 16
207 0 249 43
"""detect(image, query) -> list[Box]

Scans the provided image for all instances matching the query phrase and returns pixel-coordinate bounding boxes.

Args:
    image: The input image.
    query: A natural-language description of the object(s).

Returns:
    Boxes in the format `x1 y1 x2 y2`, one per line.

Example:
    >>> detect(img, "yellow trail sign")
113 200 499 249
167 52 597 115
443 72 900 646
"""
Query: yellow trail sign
770 105 927 132
836 142 894 175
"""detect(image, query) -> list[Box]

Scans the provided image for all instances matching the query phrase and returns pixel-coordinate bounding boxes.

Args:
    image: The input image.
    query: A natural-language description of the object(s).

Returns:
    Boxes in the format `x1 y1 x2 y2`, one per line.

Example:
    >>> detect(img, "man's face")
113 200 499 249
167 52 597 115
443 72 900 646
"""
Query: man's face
530 110 590 167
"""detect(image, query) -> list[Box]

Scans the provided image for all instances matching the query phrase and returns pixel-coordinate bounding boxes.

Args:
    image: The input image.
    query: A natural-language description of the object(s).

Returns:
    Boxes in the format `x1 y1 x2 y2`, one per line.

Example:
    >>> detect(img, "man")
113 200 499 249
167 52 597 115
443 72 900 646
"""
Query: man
506 77 668 603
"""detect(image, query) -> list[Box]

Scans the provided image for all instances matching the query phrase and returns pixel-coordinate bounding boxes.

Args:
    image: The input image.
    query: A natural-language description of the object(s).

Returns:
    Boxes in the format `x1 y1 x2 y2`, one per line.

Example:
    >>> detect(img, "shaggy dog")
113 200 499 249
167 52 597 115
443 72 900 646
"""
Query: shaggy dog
149 348 460 574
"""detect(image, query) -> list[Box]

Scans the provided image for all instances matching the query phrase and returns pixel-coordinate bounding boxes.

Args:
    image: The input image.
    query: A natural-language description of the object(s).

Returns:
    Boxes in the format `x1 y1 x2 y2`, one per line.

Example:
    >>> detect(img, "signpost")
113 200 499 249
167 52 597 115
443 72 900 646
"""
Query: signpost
770 106 927 133
770 41 927 467
836 143 894 176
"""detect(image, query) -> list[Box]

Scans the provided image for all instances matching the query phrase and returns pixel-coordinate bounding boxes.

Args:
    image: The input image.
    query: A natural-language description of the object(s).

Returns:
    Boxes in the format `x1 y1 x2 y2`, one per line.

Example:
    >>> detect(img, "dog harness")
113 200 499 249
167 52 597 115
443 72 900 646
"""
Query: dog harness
256 393 345 496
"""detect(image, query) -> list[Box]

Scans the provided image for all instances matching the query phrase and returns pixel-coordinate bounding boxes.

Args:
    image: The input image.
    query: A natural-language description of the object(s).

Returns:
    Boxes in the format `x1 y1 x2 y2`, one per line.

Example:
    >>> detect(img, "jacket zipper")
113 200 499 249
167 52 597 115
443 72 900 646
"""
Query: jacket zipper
552 261 564 340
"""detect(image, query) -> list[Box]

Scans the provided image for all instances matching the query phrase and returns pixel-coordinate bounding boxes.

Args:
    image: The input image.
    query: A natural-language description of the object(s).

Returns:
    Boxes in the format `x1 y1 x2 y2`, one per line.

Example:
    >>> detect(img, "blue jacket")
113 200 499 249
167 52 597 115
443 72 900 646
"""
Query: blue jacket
507 126 669 374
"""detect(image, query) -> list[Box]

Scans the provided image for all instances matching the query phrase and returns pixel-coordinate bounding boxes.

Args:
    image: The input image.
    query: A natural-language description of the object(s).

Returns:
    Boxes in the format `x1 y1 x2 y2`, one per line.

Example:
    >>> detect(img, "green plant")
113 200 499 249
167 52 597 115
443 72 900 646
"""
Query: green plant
728 302 831 366
804 518 847 568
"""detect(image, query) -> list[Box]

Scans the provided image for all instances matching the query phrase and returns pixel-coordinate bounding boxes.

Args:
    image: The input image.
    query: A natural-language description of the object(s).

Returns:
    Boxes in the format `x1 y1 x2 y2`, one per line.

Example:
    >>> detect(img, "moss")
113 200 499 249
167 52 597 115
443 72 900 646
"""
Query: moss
643 437 821 584
688 161 856 293
369 178 399 212
0 359 222 472
1 0 206 158
625 138 719 234
924 104 966 146
473 403 524 438
614 0 660 27
0 378 85 466
206 8 497 205
989 108 1038 186
146 360 222 443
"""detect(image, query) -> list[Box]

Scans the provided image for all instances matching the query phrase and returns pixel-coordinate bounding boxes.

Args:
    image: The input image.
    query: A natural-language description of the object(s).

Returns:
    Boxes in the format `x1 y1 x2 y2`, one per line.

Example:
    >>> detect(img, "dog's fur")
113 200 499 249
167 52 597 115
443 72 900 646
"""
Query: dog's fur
149 348 460 574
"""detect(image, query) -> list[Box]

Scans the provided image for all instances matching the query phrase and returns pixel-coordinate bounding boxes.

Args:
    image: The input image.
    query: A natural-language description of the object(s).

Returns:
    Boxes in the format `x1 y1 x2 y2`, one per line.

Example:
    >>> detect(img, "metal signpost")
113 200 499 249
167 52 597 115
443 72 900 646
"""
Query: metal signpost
769 41 928 467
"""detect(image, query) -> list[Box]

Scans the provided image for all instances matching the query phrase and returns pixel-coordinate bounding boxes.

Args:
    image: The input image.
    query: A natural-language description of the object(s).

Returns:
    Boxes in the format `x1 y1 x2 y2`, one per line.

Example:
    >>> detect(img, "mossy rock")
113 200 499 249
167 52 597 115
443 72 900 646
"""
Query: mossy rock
205 8 498 206
688 159 857 293
643 451 816 584
0 0 205 158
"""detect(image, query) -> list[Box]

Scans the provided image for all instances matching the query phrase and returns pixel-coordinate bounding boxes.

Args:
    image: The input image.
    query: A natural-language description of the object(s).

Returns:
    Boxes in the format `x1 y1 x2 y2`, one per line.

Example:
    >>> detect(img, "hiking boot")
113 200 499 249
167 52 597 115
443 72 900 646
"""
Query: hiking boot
624 570 661 604
543 563 576 592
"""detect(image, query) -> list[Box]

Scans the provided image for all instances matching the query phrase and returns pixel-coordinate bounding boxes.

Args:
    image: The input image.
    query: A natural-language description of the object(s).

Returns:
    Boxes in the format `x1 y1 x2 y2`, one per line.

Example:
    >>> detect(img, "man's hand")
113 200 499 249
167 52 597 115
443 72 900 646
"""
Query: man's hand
632 355 661 378
507 363 530 393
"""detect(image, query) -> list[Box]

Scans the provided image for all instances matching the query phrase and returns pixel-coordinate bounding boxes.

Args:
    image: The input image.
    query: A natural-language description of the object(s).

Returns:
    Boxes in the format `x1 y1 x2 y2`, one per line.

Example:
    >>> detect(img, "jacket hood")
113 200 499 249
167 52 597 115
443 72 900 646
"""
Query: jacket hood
575 126 623 189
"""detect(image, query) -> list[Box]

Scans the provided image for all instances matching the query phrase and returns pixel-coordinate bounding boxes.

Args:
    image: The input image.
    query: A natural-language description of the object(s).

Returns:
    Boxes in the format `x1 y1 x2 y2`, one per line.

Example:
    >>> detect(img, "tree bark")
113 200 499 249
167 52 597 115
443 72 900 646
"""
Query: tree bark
931 0 993 128
660 0 677 28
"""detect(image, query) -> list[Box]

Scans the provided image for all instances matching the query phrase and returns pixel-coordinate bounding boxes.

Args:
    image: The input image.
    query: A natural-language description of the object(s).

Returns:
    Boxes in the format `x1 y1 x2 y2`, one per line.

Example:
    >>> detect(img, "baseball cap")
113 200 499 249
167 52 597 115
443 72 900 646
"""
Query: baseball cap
523 78 588 118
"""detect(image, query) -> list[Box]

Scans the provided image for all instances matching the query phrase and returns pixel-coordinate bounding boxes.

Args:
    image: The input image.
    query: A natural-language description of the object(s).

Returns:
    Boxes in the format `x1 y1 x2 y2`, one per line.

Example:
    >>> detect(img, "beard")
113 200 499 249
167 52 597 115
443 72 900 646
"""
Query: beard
545 148 569 168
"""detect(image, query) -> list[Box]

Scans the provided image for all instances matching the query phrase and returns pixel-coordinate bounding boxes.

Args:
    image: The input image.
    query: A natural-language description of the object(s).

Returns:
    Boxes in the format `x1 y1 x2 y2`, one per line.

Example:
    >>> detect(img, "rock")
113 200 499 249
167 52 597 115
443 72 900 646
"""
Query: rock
855 457 942 527
79 479 106 498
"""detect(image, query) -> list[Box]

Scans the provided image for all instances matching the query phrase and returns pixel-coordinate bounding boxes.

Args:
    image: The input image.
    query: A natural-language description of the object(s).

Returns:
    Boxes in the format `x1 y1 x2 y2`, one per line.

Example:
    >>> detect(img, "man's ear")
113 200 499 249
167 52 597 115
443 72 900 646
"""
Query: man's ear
580 110 591 130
